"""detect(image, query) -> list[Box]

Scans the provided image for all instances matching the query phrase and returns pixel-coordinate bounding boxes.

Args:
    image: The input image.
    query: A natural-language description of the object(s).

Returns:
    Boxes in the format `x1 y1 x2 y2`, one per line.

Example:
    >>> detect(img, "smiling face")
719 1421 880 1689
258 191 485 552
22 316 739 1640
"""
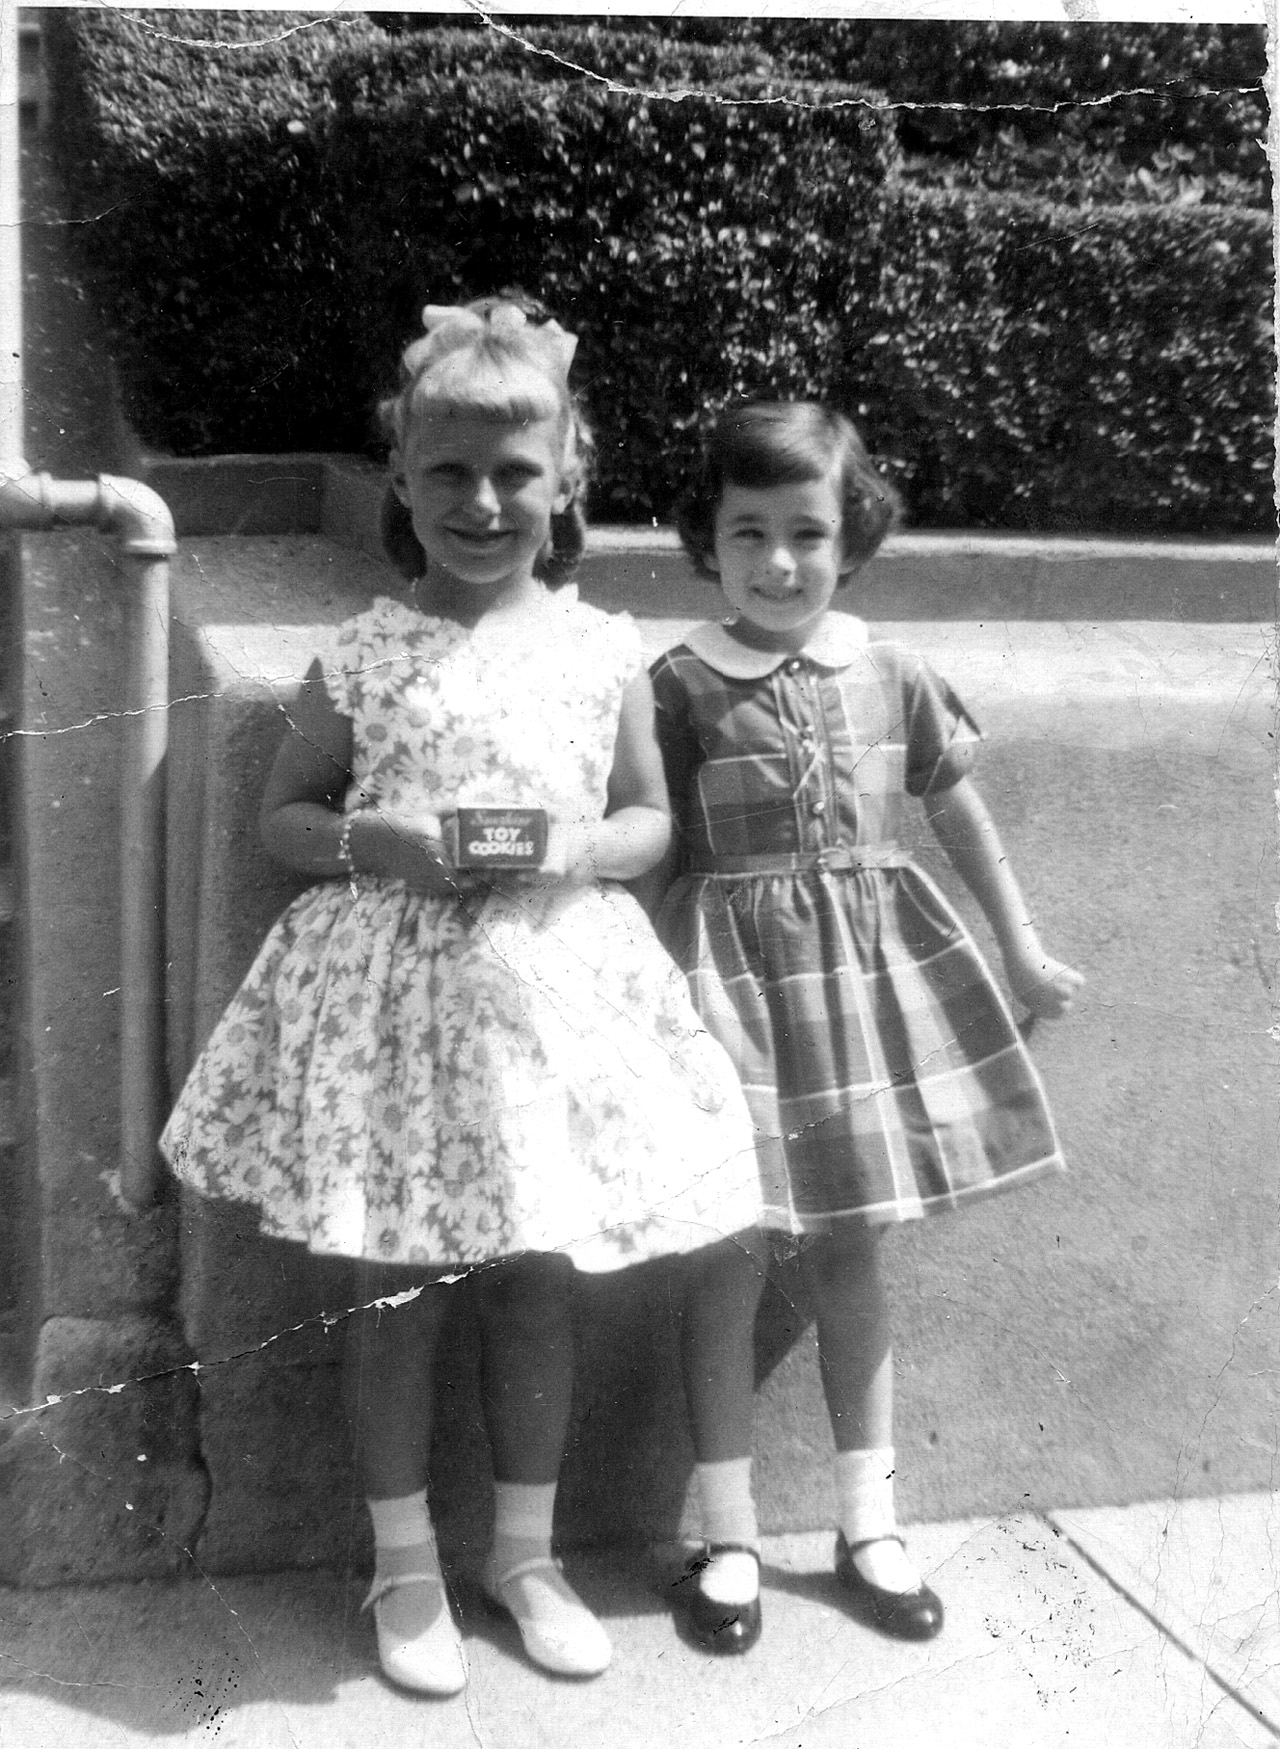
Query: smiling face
392 410 571 595
709 472 856 650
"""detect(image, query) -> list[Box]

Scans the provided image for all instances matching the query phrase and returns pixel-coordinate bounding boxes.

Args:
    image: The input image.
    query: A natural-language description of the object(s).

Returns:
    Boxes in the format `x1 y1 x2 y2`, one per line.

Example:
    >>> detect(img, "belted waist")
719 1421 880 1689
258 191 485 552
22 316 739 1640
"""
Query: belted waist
687 842 908 877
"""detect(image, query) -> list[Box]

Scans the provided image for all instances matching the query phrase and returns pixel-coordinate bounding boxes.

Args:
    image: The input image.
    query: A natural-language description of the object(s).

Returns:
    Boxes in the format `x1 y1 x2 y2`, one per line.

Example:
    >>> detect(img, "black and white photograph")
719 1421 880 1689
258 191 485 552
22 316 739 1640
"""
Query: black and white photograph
0 4 1275 1744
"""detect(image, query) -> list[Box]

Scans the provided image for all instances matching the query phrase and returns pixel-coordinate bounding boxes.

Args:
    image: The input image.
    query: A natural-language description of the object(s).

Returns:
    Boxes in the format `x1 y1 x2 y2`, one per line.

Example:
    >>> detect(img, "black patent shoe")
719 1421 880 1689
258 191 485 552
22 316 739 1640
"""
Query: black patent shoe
681 1542 762 1655
834 1532 944 1641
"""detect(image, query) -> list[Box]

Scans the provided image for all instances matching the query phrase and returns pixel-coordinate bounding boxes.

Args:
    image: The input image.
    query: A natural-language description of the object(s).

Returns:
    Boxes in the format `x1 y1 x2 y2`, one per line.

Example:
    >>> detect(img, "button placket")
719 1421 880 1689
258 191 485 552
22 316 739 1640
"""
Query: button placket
820 673 860 848
775 666 814 851
797 666 833 848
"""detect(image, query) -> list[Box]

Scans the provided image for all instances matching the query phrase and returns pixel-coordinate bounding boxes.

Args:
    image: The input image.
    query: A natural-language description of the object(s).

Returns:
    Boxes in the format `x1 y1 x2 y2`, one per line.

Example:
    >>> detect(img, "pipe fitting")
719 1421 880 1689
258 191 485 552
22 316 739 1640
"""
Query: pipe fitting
96 473 178 558
1 460 175 1211
0 467 78 528
0 467 176 556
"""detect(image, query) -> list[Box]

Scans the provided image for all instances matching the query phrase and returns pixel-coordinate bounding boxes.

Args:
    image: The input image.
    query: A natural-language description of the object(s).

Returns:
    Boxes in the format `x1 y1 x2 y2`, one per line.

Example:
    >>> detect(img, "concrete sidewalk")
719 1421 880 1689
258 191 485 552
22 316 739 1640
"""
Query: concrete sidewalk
0 1493 1274 1748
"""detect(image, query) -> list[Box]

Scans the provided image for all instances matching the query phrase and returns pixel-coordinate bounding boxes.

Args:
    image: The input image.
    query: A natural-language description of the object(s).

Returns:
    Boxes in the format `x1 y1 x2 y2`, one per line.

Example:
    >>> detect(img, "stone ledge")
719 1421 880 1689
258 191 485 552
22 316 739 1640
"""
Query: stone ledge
138 453 1278 623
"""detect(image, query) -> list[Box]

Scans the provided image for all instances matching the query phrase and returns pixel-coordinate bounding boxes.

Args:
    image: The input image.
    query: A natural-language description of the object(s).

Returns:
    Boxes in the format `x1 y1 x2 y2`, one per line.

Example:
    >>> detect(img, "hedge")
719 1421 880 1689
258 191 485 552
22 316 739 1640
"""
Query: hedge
766 21 1271 209
42 10 1275 534
44 10 383 453
331 38 896 518
835 188 1274 534
801 22 1271 210
660 21 1271 206
350 20 781 89
388 19 1271 207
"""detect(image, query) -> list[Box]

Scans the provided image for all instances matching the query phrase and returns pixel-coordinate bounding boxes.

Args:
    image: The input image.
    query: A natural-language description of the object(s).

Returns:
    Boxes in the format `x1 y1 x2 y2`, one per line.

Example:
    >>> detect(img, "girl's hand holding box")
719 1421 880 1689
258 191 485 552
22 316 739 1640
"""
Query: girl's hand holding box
348 808 459 898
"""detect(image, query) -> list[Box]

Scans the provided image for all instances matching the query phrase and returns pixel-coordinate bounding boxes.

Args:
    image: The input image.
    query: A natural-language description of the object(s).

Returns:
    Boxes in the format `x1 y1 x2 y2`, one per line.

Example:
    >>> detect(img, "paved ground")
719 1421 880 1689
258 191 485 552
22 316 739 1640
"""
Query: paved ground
0 1497 1276 1748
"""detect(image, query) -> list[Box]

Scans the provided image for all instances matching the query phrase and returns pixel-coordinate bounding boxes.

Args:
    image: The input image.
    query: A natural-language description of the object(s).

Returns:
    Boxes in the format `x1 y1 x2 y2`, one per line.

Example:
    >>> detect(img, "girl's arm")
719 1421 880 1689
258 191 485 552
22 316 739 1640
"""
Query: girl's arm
627 828 683 918
923 776 1083 1020
627 659 691 916
259 658 456 896
548 670 671 883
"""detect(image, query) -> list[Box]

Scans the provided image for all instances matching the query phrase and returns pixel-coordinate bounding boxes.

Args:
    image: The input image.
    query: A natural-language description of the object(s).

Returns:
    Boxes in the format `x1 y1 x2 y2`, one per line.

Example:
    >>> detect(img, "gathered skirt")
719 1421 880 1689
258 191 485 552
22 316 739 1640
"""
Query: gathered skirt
161 876 763 1270
658 861 1064 1232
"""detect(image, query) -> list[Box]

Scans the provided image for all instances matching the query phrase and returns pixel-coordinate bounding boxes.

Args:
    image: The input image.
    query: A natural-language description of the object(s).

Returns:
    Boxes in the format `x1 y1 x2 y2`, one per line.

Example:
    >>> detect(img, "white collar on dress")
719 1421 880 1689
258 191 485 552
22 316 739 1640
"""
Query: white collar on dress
682 613 869 680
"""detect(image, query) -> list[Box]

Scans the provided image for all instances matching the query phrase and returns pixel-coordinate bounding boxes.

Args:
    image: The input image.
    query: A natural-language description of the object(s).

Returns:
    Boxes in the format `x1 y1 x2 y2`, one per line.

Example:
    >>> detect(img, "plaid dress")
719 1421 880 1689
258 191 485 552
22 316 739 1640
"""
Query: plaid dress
651 613 1064 1232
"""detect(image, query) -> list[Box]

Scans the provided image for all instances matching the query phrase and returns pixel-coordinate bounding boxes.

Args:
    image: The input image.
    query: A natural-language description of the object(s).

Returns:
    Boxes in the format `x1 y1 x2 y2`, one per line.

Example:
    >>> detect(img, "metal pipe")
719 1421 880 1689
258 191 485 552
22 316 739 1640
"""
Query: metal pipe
1 0 23 472
0 469 176 554
1 467 176 1209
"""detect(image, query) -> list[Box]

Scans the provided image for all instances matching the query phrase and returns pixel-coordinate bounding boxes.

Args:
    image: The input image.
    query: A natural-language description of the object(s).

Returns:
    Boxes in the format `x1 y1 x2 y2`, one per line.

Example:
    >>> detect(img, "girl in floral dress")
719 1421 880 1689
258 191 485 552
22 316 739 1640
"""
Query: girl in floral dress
160 298 761 1696
643 402 1083 1655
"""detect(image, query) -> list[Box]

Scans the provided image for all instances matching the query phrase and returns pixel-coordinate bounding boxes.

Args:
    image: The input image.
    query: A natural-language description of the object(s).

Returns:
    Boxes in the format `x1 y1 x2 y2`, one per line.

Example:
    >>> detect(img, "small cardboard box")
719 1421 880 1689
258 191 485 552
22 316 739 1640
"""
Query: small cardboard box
450 807 549 870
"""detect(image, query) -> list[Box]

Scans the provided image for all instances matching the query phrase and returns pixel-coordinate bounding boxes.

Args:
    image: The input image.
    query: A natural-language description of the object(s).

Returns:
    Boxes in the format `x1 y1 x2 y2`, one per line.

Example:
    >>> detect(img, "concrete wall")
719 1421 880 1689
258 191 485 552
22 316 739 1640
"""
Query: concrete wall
1 531 205 1583
7 459 1276 1583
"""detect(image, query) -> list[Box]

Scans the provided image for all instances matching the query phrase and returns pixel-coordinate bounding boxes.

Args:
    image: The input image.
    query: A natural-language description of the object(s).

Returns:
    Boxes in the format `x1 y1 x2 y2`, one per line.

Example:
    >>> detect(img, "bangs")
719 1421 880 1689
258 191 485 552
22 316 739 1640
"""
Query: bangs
718 407 838 489
407 347 563 428
724 446 832 490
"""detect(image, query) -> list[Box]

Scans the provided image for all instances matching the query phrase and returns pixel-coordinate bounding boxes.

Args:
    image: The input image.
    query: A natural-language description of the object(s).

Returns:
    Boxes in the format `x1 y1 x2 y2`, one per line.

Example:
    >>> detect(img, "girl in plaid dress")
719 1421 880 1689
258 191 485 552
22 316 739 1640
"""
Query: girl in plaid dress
644 402 1083 1653
162 299 762 1694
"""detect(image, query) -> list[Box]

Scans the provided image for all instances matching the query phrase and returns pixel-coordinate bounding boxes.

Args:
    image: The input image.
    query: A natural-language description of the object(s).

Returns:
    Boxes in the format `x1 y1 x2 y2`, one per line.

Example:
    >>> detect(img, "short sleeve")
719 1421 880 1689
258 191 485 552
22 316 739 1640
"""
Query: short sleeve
321 611 375 719
564 601 644 701
606 609 645 690
649 650 699 825
902 656 983 798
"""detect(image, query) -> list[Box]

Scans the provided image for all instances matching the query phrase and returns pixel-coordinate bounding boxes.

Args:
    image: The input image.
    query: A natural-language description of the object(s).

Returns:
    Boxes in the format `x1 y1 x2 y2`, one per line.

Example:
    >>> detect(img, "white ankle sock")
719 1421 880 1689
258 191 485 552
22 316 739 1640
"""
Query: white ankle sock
834 1447 897 1545
368 1490 437 1560
364 1491 462 1694
696 1457 759 1547
492 1480 556 1564
833 1449 920 1593
487 1482 610 1673
695 1458 759 1605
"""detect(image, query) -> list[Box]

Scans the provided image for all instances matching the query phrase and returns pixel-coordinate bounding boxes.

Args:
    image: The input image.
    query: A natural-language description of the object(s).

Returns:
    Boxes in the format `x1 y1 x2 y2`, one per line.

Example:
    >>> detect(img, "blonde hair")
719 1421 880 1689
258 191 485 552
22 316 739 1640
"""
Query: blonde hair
377 295 594 585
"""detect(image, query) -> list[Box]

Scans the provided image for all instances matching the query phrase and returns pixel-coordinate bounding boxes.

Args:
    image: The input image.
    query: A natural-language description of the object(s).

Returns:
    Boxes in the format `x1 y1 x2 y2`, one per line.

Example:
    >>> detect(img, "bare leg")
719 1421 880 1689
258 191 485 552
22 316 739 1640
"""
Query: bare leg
679 1235 769 1623
473 1251 611 1677
474 1251 577 1483
343 1262 452 1499
343 1263 466 1693
802 1225 928 1601
680 1234 768 1463
801 1223 893 1454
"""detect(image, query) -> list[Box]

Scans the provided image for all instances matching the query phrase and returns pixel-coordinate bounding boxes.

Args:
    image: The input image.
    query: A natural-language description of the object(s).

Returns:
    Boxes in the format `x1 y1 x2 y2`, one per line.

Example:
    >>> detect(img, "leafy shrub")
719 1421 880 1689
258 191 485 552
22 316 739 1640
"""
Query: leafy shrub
43 11 1274 532
360 18 782 87
749 19 1264 105
758 20 1270 209
331 36 896 516
838 187 1273 534
43 9 382 453
478 19 1269 207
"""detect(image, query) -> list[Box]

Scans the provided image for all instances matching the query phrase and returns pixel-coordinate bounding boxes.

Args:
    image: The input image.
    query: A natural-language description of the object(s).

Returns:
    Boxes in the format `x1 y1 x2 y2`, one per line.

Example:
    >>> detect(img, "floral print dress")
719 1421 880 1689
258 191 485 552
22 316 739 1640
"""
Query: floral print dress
160 591 762 1271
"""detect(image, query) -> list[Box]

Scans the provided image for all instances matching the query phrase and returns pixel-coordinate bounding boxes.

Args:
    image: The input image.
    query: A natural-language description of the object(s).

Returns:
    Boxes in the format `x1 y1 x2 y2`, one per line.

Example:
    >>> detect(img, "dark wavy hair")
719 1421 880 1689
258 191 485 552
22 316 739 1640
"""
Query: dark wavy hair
675 402 901 581
377 290 594 589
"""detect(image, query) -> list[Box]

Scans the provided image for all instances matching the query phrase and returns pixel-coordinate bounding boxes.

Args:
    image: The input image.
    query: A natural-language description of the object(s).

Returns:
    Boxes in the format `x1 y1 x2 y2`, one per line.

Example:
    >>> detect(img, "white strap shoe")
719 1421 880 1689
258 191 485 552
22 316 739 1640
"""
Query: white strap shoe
363 1570 467 1696
484 1554 612 1677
